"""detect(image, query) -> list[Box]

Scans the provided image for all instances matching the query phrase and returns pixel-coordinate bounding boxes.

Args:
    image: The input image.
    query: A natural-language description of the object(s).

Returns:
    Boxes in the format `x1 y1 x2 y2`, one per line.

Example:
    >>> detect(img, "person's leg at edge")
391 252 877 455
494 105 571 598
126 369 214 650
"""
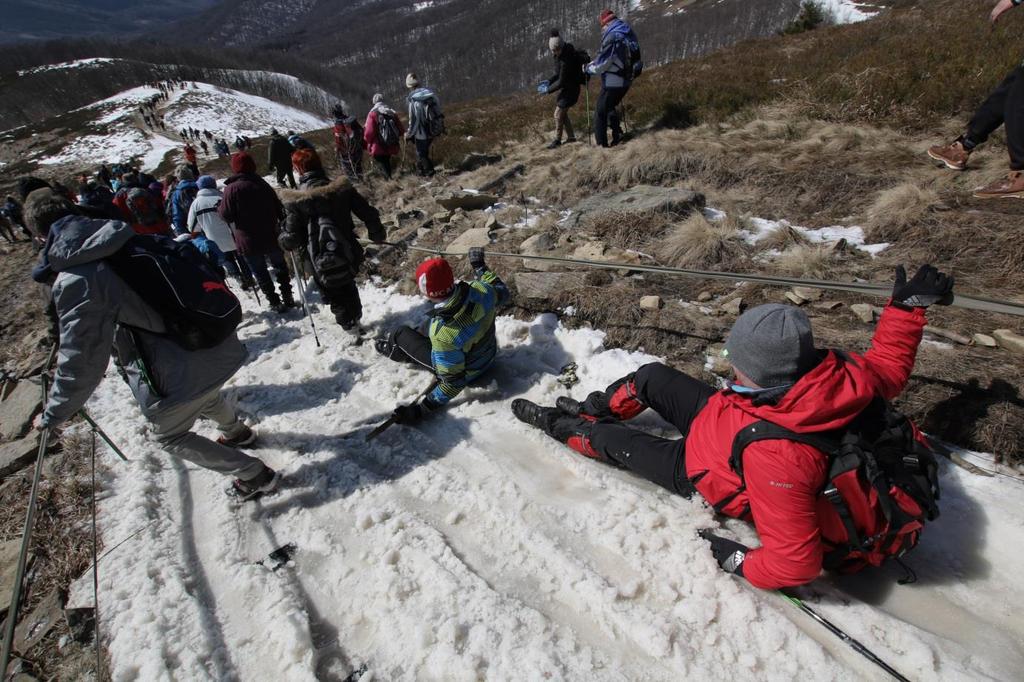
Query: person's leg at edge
243 253 277 303
1004 65 1024 171
149 386 266 480
594 88 611 147
562 106 575 142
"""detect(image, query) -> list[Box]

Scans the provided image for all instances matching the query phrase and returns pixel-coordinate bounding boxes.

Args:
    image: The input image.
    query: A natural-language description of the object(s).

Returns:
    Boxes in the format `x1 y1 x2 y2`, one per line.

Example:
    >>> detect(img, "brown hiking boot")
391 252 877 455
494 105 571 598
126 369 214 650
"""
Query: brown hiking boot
928 140 970 171
973 171 1024 199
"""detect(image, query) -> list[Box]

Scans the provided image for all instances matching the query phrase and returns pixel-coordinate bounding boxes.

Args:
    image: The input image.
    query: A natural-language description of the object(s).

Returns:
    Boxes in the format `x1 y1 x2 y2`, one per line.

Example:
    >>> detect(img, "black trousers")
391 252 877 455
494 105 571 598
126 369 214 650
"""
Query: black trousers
593 86 629 147
320 279 362 327
373 155 393 179
966 64 1024 169
275 167 297 189
414 138 435 176
383 325 432 369
588 363 716 496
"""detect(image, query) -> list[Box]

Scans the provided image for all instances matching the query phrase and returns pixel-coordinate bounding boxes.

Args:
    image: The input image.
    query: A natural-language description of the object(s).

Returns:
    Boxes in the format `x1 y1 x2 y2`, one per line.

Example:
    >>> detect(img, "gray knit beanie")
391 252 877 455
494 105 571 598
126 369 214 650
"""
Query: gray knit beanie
406 73 420 89
372 93 384 104
724 304 817 388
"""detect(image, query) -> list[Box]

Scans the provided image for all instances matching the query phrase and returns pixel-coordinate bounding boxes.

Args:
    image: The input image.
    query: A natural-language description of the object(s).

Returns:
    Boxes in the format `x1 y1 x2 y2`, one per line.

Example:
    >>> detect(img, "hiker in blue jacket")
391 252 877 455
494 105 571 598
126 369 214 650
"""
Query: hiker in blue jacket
586 10 643 148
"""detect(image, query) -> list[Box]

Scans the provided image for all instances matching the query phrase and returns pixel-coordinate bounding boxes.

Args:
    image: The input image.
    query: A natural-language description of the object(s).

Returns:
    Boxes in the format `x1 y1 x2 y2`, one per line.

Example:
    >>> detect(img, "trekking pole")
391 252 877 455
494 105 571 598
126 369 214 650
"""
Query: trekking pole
80 410 129 461
288 250 321 348
1 350 56 675
779 592 911 682
89 430 102 679
366 380 438 442
585 80 593 146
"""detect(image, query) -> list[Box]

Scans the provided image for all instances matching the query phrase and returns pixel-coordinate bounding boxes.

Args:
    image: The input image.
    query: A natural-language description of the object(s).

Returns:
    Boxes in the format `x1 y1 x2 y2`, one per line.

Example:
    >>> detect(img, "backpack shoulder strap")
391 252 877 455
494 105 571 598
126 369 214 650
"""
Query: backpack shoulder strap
730 421 839 479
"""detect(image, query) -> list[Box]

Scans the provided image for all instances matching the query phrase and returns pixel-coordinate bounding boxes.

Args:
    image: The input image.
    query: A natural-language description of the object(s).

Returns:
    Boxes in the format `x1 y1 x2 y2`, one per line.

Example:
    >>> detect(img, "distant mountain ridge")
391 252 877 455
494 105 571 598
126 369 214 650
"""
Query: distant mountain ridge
0 0 220 43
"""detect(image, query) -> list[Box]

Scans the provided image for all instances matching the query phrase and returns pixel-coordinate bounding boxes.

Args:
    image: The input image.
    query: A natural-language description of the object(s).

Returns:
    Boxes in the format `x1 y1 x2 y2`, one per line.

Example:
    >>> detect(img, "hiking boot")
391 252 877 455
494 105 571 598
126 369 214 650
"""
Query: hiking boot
512 399 556 432
374 337 396 359
218 423 257 448
239 277 256 291
546 140 562 149
928 139 970 171
513 399 606 461
555 396 583 417
231 466 280 498
973 171 1024 199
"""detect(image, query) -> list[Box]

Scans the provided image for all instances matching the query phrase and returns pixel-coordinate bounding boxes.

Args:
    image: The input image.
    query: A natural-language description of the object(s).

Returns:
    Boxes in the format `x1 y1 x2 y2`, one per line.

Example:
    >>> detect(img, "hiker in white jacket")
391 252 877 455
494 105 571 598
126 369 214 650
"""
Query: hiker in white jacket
187 175 253 288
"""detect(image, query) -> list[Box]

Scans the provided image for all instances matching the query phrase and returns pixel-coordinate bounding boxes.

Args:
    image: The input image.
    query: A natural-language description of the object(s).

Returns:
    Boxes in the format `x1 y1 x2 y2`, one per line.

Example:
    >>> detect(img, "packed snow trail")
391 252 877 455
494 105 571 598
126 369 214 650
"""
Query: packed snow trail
76 279 1024 681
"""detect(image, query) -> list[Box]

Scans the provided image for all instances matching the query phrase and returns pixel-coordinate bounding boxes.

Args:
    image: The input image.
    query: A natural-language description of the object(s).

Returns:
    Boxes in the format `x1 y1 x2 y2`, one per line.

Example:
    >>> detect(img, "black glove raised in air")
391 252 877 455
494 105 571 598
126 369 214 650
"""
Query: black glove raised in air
468 247 486 270
698 529 749 577
891 264 954 309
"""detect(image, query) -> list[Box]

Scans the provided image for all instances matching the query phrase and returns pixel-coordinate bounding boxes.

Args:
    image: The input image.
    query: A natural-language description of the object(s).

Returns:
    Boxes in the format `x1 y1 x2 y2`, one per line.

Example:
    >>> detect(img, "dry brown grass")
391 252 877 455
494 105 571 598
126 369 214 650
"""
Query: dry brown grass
863 182 941 242
772 244 839 279
583 210 676 252
757 223 810 251
658 212 748 269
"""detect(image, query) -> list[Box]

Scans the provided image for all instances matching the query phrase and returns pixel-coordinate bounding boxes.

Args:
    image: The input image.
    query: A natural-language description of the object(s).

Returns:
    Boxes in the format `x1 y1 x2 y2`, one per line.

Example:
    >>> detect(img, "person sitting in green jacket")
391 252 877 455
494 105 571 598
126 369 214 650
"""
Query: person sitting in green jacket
375 247 510 424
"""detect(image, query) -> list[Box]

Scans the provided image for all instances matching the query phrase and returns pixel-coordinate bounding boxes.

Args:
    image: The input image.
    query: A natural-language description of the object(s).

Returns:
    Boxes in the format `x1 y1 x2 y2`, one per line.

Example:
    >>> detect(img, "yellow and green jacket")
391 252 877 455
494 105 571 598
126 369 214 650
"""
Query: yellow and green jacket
425 266 510 407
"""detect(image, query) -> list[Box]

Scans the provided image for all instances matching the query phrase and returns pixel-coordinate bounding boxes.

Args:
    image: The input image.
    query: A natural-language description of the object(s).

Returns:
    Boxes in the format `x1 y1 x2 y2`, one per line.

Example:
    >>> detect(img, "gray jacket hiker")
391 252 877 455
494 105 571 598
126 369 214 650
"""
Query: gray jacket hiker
406 87 442 141
40 215 267 481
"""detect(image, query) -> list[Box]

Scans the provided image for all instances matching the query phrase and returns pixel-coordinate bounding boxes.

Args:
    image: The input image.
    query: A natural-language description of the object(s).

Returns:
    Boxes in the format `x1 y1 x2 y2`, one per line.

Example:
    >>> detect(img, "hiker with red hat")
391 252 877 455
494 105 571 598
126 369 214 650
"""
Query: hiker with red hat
375 249 510 425
278 147 386 331
514 264 954 590
218 151 295 312
585 9 643 147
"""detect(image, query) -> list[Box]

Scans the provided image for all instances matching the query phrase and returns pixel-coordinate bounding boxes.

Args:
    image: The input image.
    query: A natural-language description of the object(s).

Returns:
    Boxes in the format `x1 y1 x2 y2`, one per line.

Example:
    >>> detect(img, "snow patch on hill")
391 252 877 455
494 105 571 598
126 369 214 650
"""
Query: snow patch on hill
15 57 121 77
73 277 1024 681
34 82 327 172
817 0 876 23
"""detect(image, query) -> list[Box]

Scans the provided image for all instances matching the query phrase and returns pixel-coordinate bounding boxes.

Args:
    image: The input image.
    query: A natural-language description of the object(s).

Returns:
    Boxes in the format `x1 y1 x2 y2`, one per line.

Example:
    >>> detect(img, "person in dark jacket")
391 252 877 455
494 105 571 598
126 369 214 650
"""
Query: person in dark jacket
218 151 295 312
31 205 279 498
2 196 27 235
542 30 583 149
278 148 385 330
169 164 198 236
267 129 297 189
513 264 954 590
585 10 641 147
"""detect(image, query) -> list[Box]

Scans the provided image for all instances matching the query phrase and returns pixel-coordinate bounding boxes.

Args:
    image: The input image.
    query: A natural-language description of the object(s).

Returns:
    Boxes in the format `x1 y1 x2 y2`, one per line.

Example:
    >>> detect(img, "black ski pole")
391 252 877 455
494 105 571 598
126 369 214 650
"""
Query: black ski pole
366 380 438 442
780 592 911 682
288 250 321 347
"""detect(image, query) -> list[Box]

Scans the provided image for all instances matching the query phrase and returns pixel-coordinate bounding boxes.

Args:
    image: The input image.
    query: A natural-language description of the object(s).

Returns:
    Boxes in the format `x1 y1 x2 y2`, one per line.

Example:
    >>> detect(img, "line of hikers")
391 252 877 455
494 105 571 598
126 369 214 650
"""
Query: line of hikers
15 5 1007 595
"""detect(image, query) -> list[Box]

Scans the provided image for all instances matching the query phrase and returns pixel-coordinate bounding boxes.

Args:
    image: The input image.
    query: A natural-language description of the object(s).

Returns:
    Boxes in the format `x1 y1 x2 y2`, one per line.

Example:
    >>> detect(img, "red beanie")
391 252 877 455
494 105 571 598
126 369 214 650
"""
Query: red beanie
292 148 322 174
415 258 455 299
230 151 256 174
599 9 616 26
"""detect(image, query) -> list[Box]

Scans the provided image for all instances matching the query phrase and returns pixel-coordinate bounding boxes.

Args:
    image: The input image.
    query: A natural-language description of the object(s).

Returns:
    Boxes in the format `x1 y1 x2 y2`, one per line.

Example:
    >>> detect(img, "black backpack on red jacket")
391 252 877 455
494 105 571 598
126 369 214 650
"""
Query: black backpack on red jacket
730 399 941 575
108 234 242 350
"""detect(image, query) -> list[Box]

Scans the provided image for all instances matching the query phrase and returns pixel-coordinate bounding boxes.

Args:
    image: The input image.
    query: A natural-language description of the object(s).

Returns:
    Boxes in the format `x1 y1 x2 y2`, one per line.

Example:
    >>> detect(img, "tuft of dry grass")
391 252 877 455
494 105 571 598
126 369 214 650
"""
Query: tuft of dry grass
772 244 838 279
757 224 810 251
583 210 676 252
863 182 940 242
658 212 747 269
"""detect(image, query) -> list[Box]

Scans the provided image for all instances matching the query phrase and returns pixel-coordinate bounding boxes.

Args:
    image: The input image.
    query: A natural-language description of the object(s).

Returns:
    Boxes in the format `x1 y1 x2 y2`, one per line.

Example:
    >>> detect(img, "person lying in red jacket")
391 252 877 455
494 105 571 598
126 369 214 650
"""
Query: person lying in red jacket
513 264 954 589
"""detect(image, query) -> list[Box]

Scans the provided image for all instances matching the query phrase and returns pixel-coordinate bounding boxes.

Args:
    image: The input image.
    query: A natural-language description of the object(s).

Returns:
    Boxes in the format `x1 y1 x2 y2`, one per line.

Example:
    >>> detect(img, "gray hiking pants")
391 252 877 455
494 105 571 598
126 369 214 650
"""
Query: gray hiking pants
148 386 264 480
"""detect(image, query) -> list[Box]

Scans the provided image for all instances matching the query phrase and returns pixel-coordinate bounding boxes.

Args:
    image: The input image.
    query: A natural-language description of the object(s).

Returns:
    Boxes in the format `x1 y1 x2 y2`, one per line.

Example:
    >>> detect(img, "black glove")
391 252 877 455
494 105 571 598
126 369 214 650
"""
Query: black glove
392 400 435 425
892 264 954 308
698 530 749 577
468 247 486 270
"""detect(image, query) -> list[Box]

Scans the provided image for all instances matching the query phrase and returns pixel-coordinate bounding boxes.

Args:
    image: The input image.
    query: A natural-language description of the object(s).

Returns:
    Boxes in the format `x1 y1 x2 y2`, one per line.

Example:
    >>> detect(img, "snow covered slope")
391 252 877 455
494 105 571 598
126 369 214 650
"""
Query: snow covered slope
74 279 1024 681
32 82 328 172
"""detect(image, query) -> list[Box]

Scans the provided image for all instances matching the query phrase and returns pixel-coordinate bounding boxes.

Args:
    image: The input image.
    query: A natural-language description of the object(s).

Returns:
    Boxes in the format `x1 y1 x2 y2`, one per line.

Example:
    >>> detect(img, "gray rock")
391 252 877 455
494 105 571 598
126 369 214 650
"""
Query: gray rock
446 228 492 254
784 292 807 306
993 329 1024 355
14 590 63 653
515 272 586 300
0 435 39 479
0 379 41 442
706 343 731 377
563 185 705 229
972 333 998 348
850 303 876 324
431 211 453 225
813 301 843 311
436 191 500 212
696 291 713 303
519 233 559 271
792 286 823 302
0 538 33 623
640 296 662 311
720 297 744 316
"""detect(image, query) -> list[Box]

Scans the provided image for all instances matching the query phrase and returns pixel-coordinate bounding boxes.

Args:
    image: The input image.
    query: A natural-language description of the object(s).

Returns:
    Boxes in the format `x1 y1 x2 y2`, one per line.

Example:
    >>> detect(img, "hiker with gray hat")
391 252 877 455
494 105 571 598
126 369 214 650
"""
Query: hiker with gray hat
514 264 953 590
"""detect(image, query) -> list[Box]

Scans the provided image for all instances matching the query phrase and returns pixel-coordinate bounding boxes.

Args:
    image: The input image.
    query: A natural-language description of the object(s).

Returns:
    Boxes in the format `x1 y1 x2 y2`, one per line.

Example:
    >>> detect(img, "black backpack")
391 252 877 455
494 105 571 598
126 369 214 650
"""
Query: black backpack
377 112 401 147
108 235 242 350
730 399 941 574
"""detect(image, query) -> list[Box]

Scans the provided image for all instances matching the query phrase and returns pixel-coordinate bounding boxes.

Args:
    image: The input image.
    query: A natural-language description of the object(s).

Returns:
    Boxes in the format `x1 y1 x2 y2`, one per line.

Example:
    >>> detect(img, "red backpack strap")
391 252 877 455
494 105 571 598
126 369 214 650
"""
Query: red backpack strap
730 423 863 550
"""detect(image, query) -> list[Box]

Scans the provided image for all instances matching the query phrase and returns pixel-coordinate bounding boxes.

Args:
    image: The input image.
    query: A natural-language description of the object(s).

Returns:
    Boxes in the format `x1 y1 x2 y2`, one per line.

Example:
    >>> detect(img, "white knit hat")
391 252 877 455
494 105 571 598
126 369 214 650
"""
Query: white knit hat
372 93 384 104
406 73 420 89
549 36 563 51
